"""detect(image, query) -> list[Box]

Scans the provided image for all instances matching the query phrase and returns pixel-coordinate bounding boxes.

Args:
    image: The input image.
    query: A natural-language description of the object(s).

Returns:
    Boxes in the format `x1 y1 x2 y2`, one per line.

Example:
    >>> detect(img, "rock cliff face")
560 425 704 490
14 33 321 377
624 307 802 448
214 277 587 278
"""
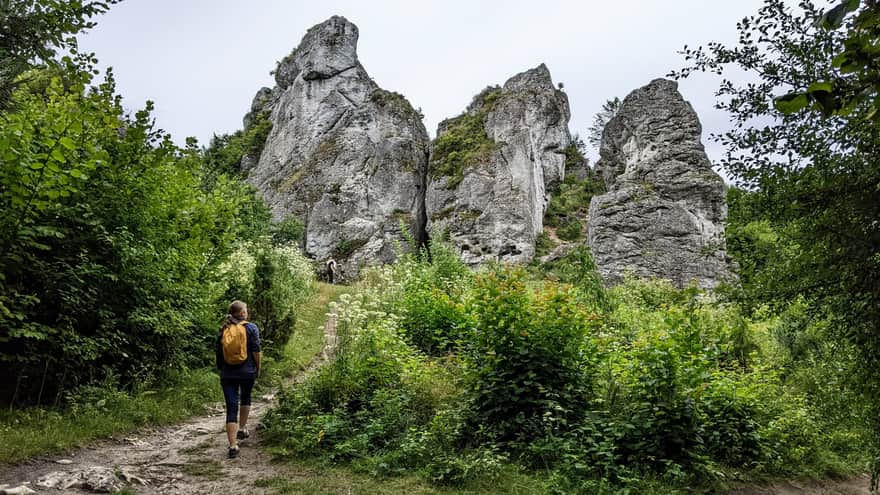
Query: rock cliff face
243 18 733 288
588 79 732 288
246 16 429 279
425 64 571 265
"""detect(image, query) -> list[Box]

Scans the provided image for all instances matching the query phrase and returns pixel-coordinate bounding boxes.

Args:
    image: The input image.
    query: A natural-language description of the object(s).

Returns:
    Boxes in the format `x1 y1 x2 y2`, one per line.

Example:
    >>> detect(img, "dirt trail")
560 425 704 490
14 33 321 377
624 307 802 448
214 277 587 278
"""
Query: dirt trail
727 474 873 495
0 308 339 495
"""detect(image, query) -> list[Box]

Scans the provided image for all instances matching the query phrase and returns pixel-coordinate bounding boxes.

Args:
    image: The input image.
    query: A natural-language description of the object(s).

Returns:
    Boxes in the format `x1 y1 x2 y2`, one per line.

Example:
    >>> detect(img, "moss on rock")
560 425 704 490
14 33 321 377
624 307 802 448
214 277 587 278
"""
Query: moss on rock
370 89 423 121
428 89 503 189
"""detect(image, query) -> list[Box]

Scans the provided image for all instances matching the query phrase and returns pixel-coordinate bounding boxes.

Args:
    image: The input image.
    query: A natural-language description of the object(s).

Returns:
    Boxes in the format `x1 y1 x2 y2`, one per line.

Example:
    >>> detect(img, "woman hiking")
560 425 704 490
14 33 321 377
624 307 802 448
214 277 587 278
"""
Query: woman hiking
216 300 262 459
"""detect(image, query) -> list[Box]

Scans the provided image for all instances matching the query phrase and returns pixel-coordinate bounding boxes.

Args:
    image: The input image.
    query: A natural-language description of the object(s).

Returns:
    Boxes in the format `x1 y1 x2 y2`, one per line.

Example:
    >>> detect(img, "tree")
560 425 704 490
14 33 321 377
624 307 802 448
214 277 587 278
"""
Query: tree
0 0 120 110
0 61 258 405
774 1 880 119
671 1 880 486
587 97 620 149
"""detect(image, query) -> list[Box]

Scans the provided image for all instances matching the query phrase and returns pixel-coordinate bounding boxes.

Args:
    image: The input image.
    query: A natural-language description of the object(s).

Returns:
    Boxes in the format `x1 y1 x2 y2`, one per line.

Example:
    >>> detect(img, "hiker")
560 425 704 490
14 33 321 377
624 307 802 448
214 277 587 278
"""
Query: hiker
326 258 337 284
216 300 262 459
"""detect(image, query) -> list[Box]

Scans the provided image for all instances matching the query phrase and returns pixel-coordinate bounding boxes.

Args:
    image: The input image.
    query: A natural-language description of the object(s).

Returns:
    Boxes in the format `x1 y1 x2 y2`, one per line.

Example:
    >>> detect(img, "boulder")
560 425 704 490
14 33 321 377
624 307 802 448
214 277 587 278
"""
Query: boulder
425 64 571 264
246 16 430 279
588 78 733 288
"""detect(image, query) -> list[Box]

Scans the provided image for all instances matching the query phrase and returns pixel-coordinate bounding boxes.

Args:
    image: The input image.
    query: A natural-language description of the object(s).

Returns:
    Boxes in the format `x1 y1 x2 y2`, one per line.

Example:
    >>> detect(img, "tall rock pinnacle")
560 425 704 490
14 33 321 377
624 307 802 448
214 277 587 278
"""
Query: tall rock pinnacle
588 79 733 289
425 64 572 265
246 16 430 279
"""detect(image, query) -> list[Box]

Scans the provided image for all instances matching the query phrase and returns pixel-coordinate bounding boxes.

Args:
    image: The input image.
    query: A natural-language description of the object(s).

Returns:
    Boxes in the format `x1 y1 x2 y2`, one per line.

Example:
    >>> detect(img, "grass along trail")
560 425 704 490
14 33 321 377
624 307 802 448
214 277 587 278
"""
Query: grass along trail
0 282 348 495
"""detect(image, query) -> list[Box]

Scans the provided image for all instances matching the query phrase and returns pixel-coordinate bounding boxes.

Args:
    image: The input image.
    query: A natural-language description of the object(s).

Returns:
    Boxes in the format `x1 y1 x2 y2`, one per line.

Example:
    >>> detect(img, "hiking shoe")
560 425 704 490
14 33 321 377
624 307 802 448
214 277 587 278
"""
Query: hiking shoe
236 429 250 441
227 445 240 459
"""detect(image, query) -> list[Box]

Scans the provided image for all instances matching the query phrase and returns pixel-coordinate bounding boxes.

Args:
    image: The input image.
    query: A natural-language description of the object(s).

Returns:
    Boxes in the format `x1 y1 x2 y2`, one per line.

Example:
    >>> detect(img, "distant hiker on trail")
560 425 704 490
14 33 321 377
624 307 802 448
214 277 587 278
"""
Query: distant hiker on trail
326 258 337 284
216 300 262 459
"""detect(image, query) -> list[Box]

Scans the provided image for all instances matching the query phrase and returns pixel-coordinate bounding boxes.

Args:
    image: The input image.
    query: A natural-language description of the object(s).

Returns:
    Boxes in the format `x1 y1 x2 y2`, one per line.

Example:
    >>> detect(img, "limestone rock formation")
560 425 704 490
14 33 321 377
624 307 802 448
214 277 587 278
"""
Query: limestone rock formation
425 64 571 265
588 78 732 288
246 16 430 279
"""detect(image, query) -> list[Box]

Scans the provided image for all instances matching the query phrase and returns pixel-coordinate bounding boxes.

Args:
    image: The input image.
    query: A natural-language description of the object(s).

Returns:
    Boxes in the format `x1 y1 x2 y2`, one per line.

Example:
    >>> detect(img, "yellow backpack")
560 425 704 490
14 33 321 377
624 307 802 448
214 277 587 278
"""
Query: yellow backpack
221 321 249 365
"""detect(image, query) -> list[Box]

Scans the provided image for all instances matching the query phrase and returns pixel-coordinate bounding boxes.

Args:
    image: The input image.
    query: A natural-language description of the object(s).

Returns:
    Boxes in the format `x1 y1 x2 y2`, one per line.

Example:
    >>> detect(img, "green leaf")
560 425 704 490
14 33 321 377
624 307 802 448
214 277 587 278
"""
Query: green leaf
59 136 76 150
840 61 861 74
820 0 858 30
807 81 833 93
774 92 810 114
50 148 66 163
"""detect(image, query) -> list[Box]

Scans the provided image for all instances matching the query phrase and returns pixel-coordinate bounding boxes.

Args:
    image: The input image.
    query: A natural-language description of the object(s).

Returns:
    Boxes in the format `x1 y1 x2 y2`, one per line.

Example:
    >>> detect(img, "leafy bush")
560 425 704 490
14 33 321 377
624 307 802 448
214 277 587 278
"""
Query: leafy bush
0 64 263 404
270 216 304 245
538 245 608 311
263 245 871 490
466 268 599 444
215 240 314 356
556 217 583 241
261 285 461 475
333 238 368 259
393 242 473 354
534 232 557 258
615 334 703 468
200 109 273 188
543 173 603 229
700 378 762 467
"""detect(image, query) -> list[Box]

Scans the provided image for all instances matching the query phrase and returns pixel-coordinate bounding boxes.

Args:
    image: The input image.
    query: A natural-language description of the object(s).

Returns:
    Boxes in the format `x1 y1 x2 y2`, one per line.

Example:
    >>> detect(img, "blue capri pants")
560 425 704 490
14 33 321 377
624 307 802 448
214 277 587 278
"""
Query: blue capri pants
220 377 255 424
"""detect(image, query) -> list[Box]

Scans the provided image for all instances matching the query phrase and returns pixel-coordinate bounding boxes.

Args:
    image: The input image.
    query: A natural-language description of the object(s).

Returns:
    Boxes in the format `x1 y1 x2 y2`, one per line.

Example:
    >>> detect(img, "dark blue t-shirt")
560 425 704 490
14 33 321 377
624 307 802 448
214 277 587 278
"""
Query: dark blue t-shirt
216 322 261 380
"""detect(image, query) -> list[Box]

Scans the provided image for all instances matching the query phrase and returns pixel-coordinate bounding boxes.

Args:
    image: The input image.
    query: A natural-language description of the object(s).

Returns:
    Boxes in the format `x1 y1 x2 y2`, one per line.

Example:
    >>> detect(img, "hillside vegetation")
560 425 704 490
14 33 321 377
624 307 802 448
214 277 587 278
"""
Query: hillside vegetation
261 243 872 492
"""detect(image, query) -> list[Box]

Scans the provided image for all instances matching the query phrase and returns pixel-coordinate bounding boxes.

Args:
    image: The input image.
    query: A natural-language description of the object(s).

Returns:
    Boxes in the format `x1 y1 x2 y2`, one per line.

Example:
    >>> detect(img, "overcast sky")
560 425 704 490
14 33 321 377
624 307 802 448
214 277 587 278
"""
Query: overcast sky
78 0 780 164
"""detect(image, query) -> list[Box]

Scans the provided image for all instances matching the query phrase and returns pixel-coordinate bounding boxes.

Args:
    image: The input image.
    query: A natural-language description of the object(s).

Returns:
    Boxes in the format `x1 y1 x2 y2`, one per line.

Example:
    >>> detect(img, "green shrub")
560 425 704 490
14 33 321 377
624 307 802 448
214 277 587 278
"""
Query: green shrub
270 217 304 245
261 243 872 490
556 217 583 241
0 67 259 404
398 288 471 355
465 268 599 444
370 89 424 122
616 335 703 468
201 109 273 187
534 232 557 257
261 290 460 472
393 242 474 354
215 240 314 356
563 142 586 171
243 110 273 156
543 173 603 230
540 246 608 311
700 379 762 467
333 238 368 259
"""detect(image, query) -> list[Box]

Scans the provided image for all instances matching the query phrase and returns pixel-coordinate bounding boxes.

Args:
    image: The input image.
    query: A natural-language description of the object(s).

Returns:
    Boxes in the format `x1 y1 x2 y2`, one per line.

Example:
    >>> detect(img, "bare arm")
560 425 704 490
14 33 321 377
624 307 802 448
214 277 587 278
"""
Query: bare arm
253 351 262 378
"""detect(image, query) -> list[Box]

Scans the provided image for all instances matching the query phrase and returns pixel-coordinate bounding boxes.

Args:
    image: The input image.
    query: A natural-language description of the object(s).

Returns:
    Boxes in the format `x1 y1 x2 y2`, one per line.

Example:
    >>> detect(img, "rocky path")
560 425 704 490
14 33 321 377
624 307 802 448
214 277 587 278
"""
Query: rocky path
727 475 873 495
0 308 339 495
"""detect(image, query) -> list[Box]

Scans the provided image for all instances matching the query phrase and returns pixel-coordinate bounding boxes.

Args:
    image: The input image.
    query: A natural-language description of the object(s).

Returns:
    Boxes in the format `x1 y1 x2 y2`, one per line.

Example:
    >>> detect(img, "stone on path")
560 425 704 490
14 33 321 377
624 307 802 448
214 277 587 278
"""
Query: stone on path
36 465 146 493
0 484 37 495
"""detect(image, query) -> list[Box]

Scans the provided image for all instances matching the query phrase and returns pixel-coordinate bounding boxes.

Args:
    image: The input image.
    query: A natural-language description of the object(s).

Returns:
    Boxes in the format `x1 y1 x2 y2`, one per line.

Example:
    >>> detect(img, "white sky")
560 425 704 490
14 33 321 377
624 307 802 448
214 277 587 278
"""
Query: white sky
78 0 781 164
